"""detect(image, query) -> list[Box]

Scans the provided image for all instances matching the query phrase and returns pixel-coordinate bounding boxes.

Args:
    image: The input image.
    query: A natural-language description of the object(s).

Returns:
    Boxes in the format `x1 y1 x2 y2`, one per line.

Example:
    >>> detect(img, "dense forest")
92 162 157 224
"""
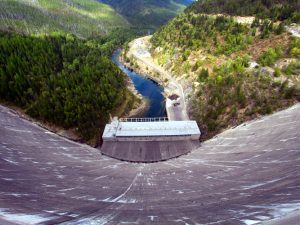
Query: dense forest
187 0 300 22
150 7 300 139
151 13 286 70
0 0 196 146
151 14 254 56
0 0 128 39
0 30 136 144
0 0 192 145
0 0 194 37
191 54 300 138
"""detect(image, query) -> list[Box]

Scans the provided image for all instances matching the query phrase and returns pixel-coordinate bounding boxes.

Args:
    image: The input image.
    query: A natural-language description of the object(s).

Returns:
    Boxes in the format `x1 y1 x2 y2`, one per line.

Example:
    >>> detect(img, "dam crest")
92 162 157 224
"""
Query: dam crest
101 117 201 162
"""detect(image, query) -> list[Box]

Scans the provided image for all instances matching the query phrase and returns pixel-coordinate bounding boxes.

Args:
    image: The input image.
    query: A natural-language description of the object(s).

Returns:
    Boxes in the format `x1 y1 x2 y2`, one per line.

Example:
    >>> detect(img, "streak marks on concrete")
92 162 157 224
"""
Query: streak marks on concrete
1 104 300 224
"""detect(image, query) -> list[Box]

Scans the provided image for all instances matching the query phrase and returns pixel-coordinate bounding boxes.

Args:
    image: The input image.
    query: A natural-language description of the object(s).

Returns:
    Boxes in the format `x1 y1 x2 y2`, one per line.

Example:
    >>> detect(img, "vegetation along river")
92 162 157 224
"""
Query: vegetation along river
112 49 166 118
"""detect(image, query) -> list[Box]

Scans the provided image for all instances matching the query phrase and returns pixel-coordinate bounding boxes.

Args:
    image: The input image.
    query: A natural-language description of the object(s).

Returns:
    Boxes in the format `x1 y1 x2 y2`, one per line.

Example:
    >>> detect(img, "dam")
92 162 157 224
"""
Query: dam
104 50 201 162
1 104 300 224
101 118 201 162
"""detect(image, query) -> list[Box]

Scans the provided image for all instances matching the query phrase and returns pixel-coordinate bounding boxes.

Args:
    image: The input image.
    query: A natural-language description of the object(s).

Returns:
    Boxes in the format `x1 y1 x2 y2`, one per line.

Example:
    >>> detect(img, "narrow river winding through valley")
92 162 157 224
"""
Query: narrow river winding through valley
112 49 166 118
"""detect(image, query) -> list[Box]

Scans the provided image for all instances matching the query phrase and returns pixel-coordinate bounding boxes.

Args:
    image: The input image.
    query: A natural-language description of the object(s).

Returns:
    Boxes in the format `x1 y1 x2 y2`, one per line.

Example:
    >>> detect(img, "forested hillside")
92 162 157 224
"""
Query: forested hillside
0 31 136 144
0 0 194 36
151 4 300 139
187 0 300 22
0 0 173 145
0 0 128 38
99 0 193 28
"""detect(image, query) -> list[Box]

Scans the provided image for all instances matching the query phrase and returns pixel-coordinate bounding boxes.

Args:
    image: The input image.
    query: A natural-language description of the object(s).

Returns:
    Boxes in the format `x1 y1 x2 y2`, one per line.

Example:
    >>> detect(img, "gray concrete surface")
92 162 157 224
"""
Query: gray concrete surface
101 140 199 162
262 209 300 225
286 25 300 38
166 98 188 121
1 104 300 224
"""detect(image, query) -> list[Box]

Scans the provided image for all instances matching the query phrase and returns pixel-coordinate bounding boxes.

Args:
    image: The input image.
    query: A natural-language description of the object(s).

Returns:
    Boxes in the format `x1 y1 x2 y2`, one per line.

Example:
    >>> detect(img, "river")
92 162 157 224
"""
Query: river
112 49 166 118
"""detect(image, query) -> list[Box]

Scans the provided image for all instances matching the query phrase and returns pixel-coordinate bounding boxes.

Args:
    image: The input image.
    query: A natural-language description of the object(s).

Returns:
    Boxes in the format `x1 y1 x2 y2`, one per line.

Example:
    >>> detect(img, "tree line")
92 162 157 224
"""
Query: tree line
0 31 134 143
187 0 300 23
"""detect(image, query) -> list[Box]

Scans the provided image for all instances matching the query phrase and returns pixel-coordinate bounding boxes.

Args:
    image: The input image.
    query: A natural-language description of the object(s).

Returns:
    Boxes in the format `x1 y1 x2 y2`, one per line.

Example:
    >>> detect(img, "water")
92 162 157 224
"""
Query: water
112 50 166 118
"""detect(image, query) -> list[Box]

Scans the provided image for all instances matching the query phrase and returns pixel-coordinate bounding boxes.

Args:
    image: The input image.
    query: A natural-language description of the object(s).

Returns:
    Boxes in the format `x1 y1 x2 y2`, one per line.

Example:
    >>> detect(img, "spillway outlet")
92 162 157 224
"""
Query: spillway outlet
101 117 201 162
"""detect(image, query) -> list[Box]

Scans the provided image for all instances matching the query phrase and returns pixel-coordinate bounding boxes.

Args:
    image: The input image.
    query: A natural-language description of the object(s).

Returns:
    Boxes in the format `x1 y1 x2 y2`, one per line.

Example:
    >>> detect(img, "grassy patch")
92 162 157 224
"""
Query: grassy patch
0 0 128 38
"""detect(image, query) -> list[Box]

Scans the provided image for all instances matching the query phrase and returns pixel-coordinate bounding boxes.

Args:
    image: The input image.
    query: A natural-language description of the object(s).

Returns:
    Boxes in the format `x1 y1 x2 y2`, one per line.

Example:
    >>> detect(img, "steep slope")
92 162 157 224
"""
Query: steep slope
150 2 300 139
0 0 141 145
0 32 137 144
0 0 128 38
187 0 300 22
99 0 193 28
1 102 300 224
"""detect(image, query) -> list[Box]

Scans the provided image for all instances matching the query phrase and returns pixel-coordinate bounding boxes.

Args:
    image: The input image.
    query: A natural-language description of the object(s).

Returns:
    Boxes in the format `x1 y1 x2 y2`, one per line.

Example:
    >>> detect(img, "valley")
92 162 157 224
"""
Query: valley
1 0 300 224
150 11 300 139
98 0 193 28
1 98 300 224
111 49 166 118
0 0 195 146
123 36 190 121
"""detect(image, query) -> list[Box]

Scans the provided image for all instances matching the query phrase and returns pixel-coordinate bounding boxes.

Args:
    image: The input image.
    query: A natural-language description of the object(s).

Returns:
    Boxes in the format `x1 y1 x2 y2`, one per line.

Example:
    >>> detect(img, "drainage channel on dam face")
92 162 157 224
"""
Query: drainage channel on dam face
112 49 166 118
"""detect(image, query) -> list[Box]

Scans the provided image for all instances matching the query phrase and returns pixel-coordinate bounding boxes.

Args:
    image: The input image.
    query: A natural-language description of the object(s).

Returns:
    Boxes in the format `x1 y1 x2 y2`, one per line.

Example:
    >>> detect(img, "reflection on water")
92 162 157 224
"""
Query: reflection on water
112 50 166 118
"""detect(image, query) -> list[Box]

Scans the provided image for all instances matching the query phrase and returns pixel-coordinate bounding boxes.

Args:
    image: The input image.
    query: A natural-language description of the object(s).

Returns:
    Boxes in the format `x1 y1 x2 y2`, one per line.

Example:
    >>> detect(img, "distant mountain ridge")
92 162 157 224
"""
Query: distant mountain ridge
187 0 300 21
98 0 193 28
0 0 128 38
0 0 194 37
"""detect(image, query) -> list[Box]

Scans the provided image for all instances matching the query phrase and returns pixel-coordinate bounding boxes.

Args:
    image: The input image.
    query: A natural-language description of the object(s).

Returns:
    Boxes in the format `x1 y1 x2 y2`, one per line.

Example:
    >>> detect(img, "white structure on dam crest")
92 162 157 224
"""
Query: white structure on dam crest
103 118 200 141
101 117 201 162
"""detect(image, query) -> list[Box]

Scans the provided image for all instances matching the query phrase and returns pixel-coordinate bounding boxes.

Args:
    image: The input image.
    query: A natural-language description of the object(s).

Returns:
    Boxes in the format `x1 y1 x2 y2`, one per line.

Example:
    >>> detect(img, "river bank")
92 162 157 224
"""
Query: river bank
124 79 150 118
120 39 168 87
118 54 160 118
123 36 190 121
112 49 166 118
0 48 166 148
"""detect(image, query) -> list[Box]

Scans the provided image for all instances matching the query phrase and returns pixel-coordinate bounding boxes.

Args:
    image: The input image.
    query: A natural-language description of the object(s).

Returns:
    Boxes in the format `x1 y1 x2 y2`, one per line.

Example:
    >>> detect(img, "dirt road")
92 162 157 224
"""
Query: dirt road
128 36 189 121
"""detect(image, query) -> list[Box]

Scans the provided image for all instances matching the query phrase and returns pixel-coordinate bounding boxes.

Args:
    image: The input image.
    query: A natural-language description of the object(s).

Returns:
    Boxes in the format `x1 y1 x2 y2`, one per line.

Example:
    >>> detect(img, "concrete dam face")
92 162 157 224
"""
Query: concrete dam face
1 104 300 224
101 118 201 162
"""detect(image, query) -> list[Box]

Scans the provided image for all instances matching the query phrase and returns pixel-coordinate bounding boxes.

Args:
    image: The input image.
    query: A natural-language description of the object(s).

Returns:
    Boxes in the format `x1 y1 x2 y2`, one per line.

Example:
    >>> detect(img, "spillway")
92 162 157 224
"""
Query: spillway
1 104 300 224
101 118 201 162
